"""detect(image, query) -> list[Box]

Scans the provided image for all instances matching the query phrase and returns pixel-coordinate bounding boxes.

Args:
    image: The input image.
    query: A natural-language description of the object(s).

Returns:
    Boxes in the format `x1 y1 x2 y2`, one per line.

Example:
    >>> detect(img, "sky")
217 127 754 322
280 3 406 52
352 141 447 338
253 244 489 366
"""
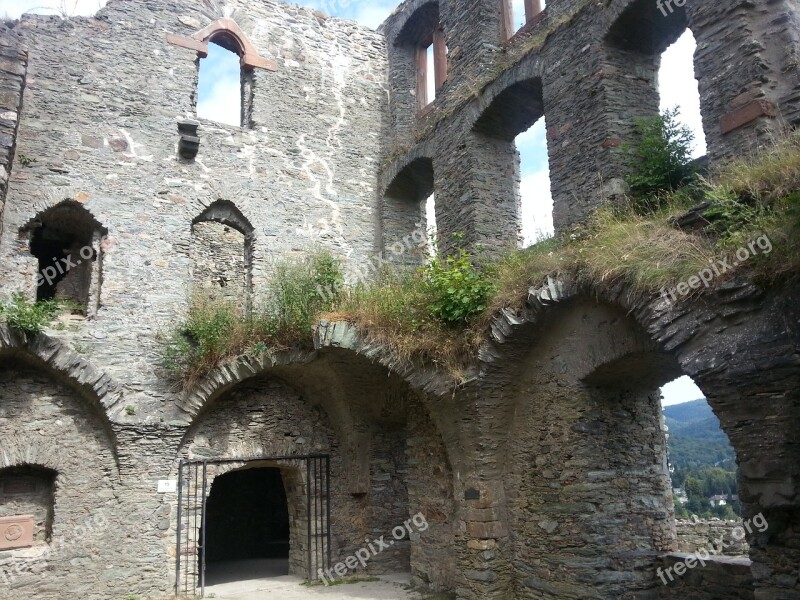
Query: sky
3 0 707 405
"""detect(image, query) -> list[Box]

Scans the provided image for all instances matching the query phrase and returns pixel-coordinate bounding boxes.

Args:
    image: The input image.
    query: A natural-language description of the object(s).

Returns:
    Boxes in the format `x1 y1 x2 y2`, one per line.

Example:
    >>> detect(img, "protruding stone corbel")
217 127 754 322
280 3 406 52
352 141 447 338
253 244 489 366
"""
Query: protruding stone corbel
177 119 200 160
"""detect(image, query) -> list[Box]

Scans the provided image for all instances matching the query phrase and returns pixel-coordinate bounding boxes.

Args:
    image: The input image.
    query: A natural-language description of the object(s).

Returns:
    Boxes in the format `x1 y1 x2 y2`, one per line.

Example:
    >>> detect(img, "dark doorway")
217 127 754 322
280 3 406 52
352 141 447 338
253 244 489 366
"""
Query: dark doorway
204 467 290 583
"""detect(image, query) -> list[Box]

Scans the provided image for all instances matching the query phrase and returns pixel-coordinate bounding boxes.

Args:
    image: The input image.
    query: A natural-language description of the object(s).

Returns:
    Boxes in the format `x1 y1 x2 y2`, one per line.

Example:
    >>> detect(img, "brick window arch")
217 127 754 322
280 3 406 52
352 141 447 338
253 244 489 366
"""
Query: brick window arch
167 18 277 128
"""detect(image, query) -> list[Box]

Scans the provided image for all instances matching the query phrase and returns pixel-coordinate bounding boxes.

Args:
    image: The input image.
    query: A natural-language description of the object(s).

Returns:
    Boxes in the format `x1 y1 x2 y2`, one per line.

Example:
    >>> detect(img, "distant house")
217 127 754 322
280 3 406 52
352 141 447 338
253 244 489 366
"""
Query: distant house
709 494 728 507
673 488 688 504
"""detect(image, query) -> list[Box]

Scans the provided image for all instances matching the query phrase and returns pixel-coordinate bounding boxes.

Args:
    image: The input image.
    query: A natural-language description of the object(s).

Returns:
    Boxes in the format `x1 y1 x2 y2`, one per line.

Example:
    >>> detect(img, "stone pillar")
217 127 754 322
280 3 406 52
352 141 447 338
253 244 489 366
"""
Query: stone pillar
0 25 27 238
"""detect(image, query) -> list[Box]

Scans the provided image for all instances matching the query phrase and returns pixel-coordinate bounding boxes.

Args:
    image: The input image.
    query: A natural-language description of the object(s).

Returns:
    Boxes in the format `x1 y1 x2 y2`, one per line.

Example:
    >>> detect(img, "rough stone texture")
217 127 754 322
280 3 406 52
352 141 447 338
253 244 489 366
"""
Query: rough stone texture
0 0 798 599
0 23 26 237
675 519 749 556
658 553 755 599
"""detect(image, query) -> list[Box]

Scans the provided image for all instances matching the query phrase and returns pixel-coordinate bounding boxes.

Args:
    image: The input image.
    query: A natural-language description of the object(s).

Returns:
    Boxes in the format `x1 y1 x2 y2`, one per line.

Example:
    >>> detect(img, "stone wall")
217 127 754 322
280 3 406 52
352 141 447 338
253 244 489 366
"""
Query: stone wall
658 553 754 599
0 0 388 396
675 519 749 556
0 24 26 237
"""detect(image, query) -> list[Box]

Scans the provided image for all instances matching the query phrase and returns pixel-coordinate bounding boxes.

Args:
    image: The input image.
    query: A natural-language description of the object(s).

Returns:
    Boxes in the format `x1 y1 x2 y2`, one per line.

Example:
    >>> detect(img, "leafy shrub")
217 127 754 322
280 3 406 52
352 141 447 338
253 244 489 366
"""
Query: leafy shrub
422 248 495 326
0 293 60 334
624 106 696 211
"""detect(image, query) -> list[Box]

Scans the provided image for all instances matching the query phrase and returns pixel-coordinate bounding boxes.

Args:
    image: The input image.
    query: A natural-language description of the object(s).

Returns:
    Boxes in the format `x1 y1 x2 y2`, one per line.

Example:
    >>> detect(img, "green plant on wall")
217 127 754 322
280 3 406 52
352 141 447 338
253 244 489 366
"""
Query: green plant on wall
0 293 60 334
422 240 495 326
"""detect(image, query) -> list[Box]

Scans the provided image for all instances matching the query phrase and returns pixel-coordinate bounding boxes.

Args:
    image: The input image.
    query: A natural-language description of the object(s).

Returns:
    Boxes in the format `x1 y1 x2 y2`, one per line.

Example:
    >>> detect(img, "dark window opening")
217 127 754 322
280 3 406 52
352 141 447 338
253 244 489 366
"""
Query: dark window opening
25 201 106 313
204 468 291 584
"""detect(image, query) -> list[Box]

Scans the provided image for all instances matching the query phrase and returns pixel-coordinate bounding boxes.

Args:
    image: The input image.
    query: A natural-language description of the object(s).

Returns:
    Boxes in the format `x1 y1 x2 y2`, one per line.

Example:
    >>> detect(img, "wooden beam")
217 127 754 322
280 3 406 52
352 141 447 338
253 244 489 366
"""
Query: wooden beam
500 0 514 41
433 27 448 91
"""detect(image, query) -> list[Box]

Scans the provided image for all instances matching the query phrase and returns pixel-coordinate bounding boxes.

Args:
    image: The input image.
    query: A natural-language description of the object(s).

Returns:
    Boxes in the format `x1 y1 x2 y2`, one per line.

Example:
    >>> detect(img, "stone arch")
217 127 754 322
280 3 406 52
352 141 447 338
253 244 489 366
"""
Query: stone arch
0 325 124 425
190 199 255 308
471 274 800 596
0 355 123 594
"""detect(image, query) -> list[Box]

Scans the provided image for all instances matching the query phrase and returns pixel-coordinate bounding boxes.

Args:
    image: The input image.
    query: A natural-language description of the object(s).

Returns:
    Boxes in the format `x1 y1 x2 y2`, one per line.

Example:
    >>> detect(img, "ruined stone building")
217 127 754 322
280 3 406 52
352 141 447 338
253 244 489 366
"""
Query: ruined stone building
0 0 798 598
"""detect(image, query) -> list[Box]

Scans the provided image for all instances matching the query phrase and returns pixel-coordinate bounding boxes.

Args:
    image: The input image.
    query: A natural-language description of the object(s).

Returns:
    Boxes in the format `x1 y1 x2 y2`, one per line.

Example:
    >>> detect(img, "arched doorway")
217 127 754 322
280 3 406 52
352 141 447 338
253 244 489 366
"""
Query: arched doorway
204 467 290 585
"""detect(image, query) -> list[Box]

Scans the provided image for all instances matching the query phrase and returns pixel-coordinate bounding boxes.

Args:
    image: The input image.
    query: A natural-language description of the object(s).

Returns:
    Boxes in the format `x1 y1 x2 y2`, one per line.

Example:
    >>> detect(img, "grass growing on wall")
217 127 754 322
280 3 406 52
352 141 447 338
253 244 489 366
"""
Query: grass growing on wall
163 129 800 385
0 293 62 335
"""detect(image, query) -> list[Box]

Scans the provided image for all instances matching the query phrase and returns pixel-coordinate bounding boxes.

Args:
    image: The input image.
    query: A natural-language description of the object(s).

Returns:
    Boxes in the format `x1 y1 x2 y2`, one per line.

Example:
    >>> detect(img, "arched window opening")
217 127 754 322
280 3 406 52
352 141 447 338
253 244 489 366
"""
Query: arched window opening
472 77 551 248
425 193 437 258
24 201 107 315
382 158 434 265
502 0 545 41
659 30 707 158
196 35 252 128
0 466 57 548
191 201 254 311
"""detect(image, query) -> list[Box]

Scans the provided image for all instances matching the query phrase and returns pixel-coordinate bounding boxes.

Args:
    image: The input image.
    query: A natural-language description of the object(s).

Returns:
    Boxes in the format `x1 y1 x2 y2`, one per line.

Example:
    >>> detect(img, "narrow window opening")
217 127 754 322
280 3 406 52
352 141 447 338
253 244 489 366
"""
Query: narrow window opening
659 30 707 158
425 193 437 258
516 117 553 246
417 27 447 110
197 39 244 127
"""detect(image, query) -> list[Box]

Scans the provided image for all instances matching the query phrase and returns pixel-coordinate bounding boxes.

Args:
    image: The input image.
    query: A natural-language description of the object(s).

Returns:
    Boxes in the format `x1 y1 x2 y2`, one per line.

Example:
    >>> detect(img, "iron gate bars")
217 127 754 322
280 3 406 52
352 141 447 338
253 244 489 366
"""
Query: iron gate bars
175 454 331 598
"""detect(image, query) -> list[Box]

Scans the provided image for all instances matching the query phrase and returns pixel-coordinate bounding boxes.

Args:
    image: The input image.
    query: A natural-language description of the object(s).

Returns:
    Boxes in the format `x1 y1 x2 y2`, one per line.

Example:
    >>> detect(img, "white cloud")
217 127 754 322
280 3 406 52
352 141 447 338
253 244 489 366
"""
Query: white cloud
520 170 554 246
0 0 105 18
659 30 706 158
661 375 705 406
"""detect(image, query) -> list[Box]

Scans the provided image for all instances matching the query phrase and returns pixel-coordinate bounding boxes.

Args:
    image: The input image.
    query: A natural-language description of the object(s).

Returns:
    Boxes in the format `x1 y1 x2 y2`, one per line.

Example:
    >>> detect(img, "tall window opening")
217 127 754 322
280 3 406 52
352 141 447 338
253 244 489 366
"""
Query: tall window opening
516 118 553 246
395 3 446 113
24 201 107 314
190 201 254 311
659 30 707 158
417 26 447 109
196 36 252 128
661 376 741 521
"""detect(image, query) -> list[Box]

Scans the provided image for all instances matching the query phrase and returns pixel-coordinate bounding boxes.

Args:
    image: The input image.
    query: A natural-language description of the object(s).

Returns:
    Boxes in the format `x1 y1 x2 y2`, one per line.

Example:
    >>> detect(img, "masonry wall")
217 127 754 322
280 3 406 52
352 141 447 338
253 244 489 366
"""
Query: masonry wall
504 300 676 598
0 361 123 599
0 0 388 399
675 519 749 556
0 25 26 238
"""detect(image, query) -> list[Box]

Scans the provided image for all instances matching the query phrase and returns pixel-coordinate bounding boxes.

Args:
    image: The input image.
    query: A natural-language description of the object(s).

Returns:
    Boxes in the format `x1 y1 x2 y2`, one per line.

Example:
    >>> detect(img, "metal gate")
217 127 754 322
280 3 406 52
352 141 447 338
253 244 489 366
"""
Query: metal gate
175 454 331 597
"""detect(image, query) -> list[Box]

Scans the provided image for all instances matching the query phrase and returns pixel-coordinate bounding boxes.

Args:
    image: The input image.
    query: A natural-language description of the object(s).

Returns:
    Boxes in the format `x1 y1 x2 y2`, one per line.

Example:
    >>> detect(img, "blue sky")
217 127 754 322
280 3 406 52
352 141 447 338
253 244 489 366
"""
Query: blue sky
4 0 707 406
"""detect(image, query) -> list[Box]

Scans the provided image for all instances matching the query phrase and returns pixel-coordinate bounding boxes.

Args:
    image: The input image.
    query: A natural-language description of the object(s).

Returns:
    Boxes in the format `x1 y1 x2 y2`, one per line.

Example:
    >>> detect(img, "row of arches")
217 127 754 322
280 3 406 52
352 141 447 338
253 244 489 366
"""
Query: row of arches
1 272 797 597
382 0 729 254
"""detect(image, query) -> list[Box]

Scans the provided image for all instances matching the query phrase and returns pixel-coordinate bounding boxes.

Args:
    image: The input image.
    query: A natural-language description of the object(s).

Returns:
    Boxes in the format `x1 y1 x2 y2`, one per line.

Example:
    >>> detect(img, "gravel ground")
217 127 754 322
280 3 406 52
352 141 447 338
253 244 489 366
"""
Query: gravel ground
205 573 424 599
